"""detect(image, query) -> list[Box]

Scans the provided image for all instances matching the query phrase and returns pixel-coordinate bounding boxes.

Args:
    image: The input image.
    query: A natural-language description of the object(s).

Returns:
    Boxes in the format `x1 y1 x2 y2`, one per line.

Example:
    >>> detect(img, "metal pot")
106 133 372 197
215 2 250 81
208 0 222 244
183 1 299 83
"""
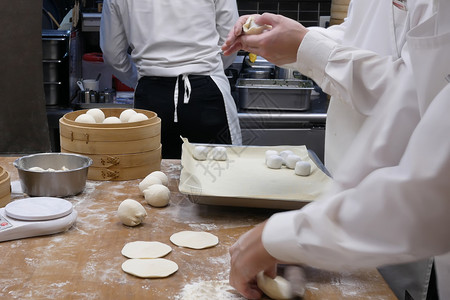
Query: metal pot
240 67 274 79
274 66 303 79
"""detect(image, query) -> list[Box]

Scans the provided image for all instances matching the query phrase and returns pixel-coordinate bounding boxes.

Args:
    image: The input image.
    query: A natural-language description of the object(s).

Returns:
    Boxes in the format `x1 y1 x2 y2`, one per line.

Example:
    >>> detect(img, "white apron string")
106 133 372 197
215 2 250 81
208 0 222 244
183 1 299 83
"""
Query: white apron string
173 74 192 122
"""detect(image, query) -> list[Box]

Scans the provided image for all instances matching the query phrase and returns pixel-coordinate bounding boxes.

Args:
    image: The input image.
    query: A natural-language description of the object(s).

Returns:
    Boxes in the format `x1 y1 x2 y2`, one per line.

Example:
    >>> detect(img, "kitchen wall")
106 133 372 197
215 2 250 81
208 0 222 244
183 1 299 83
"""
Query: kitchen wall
237 0 331 26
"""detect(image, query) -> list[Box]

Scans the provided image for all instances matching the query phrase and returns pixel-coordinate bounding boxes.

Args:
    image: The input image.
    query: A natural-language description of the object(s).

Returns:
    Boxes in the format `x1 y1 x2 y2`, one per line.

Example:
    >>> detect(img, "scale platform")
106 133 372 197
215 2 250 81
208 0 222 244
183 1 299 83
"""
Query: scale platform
0 197 77 242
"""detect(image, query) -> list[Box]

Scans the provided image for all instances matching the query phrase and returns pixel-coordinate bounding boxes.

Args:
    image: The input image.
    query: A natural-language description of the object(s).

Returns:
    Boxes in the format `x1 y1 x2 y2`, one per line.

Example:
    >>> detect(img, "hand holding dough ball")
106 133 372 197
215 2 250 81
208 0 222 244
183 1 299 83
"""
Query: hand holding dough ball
266 155 283 169
144 184 170 207
256 271 293 300
128 113 148 123
75 113 96 124
295 161 311 176
86 108 105 123
119 109 137 122
103 116 122 124
193 145 210 161
138 175 162 193
145 171 168 186
211 146 227 161
285 154 302 169
117 199 147 226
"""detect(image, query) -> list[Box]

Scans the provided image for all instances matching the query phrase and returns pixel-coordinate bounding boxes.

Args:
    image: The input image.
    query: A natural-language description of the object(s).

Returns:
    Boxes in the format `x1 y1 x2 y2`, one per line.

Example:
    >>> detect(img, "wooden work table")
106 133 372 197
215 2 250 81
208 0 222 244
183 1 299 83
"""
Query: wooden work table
0 157 397 299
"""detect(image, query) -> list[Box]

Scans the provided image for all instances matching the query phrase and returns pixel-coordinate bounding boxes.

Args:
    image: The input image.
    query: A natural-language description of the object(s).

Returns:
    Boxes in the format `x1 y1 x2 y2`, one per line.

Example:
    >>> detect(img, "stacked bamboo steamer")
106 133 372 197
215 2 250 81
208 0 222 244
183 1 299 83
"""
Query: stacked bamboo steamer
59 108 161 181
330 0 350 26
0 166 11 207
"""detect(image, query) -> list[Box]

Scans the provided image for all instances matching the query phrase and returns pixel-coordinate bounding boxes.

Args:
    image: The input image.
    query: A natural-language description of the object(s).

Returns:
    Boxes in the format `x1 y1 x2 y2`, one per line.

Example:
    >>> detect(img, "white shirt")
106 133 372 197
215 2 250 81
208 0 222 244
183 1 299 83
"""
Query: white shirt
100 0 238 87
286 0 435 175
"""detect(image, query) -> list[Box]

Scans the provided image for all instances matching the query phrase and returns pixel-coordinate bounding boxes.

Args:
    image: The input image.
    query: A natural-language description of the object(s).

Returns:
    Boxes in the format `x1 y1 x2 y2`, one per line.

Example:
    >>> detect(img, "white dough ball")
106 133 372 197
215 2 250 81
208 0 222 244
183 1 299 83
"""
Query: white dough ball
86 108 105 123
128 113 149 123
279 150 294 161
117 199 147 226
103 116 122 124
144 184 170 207
266 155 283 169
75 113 96 124
145 171 168 186
28 166 45 172
211 146 227 161
295 161 311 176
119 109 137 122
285 154 302 169
256 271 293 300
193 146 210 161
265 150 278 161
139 175 163 193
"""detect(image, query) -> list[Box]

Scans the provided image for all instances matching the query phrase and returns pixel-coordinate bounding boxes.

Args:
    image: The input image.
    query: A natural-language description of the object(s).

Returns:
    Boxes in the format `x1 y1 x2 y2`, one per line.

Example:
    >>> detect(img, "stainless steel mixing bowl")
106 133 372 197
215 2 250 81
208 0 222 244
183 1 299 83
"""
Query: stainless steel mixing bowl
14 153 93 197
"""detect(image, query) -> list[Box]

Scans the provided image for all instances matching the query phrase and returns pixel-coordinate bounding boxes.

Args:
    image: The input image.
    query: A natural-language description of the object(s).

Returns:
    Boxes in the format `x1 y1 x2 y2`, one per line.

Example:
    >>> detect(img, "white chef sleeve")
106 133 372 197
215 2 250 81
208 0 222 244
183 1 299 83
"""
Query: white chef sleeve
215 0 238 69
100 0 137 88
262 84 450 271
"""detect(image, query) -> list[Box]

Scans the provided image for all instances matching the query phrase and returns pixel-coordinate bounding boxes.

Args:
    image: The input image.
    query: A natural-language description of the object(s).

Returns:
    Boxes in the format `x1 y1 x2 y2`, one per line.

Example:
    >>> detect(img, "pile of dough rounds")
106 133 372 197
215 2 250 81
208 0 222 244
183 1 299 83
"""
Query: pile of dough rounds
74 108 149 124
139 171 171 207
117 199 147 226
265 149 311 176
192 145 228 161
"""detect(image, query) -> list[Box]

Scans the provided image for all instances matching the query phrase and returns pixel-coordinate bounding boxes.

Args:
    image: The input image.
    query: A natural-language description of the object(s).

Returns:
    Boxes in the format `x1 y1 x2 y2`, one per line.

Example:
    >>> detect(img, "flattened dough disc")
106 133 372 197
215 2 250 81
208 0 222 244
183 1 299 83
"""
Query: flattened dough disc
121 241 172 259
5 197 73 221
121 258 178 278
170 231 219 249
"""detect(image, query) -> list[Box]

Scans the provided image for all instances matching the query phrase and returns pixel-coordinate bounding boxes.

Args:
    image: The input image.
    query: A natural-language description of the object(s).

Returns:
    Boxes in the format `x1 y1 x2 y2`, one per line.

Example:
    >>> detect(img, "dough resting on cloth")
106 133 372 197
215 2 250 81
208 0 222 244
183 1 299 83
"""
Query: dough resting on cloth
121 241 172 259
121 258 178 278
170 231 219 249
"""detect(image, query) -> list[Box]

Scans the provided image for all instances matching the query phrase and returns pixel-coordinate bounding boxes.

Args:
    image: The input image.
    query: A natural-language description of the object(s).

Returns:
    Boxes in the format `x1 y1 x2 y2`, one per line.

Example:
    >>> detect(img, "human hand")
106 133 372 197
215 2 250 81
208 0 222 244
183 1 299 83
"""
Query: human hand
222 13 309 66
229 221 278 299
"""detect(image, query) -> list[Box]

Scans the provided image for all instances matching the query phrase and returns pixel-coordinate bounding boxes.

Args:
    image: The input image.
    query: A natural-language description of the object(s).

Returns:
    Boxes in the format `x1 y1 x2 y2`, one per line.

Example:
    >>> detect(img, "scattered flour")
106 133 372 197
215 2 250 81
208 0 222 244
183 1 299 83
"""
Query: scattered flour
176 280 245 300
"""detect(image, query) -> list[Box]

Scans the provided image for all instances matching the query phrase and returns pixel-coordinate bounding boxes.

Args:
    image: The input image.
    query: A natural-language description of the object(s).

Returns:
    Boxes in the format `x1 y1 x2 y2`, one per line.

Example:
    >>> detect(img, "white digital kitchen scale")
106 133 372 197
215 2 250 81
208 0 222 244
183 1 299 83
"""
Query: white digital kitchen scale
0 197 77 242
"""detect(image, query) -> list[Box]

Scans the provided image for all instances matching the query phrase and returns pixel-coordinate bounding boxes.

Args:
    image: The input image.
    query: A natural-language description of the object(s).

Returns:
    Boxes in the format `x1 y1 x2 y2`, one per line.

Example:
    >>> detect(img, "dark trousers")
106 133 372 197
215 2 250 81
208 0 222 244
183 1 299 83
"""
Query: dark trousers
134 75 232 159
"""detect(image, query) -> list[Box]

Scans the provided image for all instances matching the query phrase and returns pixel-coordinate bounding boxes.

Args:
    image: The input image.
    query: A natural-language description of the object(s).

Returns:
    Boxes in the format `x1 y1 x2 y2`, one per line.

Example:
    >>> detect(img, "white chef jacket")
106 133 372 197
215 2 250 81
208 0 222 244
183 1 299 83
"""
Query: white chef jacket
100 0 242 145
263 3 450 299
286 0 434 175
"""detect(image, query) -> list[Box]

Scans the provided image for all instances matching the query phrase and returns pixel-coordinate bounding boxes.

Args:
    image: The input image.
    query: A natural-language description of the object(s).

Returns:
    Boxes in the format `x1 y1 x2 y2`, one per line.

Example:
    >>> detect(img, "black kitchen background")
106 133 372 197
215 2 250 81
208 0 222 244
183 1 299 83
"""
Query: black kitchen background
0 0 332 154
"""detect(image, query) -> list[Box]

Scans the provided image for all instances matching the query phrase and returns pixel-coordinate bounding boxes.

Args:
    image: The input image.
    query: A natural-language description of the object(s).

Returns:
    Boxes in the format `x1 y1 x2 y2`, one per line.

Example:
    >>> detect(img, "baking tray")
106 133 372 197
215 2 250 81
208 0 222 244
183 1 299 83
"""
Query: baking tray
237 79 314 111
178 139 332 209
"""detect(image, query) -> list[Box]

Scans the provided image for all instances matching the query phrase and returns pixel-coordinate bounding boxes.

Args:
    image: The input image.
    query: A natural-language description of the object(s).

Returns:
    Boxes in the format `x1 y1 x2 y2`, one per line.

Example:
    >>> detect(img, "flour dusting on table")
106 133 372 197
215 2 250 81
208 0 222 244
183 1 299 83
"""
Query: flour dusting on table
176 280 245 300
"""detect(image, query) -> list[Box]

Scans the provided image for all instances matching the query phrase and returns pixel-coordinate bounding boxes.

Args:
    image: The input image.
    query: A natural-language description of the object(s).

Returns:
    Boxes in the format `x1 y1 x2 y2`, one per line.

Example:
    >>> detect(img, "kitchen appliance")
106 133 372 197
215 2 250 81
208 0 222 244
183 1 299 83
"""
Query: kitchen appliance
0 197 77 242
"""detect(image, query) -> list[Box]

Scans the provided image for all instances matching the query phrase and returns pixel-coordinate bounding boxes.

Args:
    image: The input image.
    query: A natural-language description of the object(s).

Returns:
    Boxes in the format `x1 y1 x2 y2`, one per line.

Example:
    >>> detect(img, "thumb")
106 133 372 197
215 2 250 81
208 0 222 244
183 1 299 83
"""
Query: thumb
264 264 278 279
255 13 278 26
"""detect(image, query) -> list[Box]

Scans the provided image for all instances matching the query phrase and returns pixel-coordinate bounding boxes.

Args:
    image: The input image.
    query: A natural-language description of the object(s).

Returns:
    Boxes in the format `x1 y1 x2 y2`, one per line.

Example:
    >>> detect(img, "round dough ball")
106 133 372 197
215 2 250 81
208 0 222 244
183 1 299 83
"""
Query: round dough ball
193 145 210 161
295 161 311 176
266 155 283 169
265 150 278 161
28 166 45 172
75 113 96 124
128 113 148 122
279 150 294 161
256 271 293 300
117 199 147 227
144 184 170 207
121 241 172 259
170 231 219 249
121 258 178 278
146 171 168 186
119 109 137 122
103 116 122 124
86 108 105 123
138 175 162 193
211 146 227 161
285 154 302 169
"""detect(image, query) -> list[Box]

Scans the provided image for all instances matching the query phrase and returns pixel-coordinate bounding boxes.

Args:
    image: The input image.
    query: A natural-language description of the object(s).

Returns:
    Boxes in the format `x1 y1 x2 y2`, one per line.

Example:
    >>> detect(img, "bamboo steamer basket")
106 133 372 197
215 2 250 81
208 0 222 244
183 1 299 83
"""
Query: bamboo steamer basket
0 166 11 207
330 0 350 26
59 108 162 181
